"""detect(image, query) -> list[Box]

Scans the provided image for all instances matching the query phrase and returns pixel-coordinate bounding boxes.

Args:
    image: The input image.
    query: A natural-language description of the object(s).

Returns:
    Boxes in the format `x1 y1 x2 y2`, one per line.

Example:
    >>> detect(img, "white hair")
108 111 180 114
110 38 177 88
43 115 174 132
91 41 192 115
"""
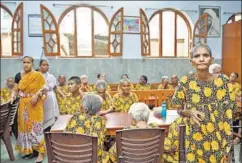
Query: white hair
128 103 151 122
95 80 107 90
209 63 221 74
82 94 103 115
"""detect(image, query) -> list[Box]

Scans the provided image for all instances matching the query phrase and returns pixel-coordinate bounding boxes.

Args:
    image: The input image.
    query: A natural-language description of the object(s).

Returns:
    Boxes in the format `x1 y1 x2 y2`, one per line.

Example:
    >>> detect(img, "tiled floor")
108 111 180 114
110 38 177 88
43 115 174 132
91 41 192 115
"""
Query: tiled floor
1 136 241 163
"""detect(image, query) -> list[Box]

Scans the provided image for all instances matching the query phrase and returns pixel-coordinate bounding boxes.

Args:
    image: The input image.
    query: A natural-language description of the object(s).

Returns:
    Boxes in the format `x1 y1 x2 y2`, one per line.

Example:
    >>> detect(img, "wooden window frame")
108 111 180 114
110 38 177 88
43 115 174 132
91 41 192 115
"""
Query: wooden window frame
0 3 23 58
148 8 192 58
58 5 109 58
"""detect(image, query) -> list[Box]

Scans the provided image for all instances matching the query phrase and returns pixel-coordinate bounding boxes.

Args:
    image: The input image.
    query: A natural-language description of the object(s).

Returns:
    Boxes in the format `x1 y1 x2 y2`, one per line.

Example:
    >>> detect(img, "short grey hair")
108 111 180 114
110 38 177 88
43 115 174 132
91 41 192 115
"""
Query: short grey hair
82 94 103 115
128 103 151 122
120 79 131 86
95 80 107 90
190 43 212 58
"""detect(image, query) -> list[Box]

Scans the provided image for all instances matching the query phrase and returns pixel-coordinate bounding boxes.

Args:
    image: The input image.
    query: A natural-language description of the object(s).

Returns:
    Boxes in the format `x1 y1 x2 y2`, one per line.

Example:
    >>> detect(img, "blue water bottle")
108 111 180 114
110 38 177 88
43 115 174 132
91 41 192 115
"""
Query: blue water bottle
161 101 167 118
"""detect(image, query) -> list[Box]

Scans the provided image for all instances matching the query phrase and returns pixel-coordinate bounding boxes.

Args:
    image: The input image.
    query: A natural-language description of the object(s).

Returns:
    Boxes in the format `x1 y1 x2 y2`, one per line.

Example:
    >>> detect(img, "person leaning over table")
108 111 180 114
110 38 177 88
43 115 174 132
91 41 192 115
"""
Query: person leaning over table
65 94 110 163
163 43 237 163
112 79 138 112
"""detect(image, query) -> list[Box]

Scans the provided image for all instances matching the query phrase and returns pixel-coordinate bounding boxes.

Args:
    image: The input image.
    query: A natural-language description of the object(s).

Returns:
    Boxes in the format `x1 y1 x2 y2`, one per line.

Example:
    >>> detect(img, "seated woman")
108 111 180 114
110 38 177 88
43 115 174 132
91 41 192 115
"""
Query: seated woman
113 79 138 112
80 74 93 92
109 102 155 162
117 74 134 91
158 76 173 90
65 94 109 163
94 80 114 115
95 73 111 92
135 75 151 90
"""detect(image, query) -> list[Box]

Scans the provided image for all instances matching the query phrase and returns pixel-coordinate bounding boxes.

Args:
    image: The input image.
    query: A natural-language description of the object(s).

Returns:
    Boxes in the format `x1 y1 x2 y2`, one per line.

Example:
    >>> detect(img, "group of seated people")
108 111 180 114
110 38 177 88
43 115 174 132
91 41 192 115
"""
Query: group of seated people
0 59 241 162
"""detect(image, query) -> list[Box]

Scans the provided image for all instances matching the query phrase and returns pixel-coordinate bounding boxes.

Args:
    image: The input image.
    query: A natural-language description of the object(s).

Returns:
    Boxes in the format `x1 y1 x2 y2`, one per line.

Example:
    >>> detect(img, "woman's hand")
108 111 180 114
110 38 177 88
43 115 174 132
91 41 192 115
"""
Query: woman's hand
8 96 16 104
190 110 205 125
30 94 39 107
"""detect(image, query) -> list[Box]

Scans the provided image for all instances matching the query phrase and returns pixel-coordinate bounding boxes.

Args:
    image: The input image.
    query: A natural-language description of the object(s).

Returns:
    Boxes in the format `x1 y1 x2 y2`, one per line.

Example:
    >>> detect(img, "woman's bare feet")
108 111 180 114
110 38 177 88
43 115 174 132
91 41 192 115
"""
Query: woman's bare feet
35 153 44 163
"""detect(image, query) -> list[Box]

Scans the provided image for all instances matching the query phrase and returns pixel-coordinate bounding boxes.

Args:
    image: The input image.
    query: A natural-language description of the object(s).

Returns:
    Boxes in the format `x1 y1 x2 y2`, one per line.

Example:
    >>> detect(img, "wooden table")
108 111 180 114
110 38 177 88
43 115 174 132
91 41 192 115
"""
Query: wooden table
51 111 179 135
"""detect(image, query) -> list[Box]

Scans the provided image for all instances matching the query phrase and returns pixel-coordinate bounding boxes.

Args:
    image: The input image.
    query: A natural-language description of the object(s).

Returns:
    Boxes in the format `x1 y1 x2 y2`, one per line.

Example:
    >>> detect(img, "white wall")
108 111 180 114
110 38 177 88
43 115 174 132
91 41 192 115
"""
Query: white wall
2 1 241 59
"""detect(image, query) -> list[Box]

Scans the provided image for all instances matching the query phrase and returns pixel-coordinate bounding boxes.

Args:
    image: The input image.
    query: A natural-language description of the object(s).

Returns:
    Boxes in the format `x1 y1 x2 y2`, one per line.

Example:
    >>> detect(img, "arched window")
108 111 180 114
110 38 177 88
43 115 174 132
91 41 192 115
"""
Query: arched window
149 8 192 58
1 4 12 57
0 3 23 57
58 6 109 57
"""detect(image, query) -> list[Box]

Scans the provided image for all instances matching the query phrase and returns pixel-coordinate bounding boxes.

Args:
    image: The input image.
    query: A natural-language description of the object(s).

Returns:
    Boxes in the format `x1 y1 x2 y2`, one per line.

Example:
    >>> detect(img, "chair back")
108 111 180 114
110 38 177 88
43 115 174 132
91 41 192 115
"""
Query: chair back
45 132 98 163
179 125 186 162
116 128 165 163
9 98 19 126
0 102 10 137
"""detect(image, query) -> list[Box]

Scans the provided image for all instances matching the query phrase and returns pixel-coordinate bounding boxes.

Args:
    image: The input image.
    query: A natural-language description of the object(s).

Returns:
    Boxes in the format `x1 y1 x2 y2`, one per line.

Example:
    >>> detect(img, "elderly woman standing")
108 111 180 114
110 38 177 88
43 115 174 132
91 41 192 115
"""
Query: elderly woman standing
113 79 138 112
109 102 154 162
65 94 109 163
164 43 237 162
10 56 46 163
94 80 114 115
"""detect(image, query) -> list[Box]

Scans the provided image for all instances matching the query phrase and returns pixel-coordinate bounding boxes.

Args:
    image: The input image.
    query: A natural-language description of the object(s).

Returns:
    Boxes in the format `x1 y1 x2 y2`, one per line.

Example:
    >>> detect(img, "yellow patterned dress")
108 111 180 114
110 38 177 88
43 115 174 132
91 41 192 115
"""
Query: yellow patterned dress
112 92 138 112
15 71 46 155
65 113 110 163
60 95 82 115
80 84 94 92
56 85 69 114
229 82 241 97
157 84 173 90
165 74 237 163
100 93 113 111
134 83 151 90
0 87 12 104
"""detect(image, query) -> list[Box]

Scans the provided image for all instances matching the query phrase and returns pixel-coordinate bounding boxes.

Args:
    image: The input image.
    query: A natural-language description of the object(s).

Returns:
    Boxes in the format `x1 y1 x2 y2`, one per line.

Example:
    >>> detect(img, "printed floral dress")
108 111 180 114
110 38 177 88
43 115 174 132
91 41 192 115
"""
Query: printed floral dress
166 74 237 163
112 92 138 112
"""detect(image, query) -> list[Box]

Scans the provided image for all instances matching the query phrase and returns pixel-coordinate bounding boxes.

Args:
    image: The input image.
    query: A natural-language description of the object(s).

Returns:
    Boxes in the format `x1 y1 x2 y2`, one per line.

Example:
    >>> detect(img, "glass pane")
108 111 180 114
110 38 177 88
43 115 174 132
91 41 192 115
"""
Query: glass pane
76 7 92 56
59 10 75 56
110 34 120 53
1 9 12 56
111 14 121 32
94 11 108 56
149 14 159 57
177 15 189 57
162 11 175 57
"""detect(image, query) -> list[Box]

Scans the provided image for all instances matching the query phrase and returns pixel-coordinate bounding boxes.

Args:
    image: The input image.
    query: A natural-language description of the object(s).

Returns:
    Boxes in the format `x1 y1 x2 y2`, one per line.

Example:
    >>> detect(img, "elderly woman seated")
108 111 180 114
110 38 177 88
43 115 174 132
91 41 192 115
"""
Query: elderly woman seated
95 80 114 115
113 79 138 112
109 102 155 162
65 94 109 163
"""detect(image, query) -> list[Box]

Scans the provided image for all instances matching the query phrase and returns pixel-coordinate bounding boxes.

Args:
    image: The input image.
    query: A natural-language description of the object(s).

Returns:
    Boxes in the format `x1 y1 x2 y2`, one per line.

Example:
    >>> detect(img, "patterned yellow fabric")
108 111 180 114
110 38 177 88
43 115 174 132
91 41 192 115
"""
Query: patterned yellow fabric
117 83 134 91
80 84 94 92
157 84 173 90
15 71 46 155
163 116 185 162
60 95 82 115
109 123 157 163
56 85 69 115
0 88 12 104
99 93 113 111
134 83 151 90
229 82 241 97
112 92 138 112
66 113 110 163
169 74 237 162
